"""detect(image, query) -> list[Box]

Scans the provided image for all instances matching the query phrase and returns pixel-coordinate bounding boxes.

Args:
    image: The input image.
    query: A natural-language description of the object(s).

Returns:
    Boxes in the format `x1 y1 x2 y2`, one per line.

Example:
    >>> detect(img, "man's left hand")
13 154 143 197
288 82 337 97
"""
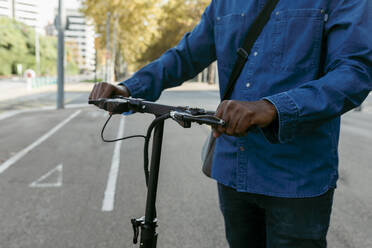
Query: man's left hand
213 100 278 138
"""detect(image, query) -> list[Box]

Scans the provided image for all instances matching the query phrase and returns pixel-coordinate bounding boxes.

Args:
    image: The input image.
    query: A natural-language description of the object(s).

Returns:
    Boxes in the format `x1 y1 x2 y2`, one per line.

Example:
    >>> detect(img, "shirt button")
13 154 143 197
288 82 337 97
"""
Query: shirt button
276 11 280 16
241 13 245 17
246 82 251 88
216 17 221 21
253 52 258 56
240 146 245 152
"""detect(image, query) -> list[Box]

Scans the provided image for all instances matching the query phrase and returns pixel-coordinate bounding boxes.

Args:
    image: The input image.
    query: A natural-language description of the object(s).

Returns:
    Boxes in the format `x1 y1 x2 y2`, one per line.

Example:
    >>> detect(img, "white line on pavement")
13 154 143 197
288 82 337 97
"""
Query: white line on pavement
102 117 126 212
0 110 21 121
0 103 89 121
29 164 63 188
0 110 81 175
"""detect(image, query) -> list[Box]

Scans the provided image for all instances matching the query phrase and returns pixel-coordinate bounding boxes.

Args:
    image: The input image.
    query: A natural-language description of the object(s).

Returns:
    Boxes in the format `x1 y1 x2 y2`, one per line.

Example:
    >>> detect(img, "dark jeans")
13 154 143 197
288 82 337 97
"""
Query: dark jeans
217 183 334 248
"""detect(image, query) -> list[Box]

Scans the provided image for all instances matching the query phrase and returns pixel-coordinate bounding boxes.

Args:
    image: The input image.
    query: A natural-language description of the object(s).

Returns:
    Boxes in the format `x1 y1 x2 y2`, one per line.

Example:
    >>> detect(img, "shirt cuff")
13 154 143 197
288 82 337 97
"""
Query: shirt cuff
118 77 145 99
262 92 299 144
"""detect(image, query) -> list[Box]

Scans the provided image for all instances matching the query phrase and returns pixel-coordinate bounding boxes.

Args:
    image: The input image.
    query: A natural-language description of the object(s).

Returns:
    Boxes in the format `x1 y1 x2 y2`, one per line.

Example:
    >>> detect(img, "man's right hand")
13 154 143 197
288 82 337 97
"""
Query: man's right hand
89 82 130 101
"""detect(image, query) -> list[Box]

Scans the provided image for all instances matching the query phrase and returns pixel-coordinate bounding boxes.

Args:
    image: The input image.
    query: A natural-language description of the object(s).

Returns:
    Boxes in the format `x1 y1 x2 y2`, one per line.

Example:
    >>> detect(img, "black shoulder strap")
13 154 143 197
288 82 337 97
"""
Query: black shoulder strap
222 0 279 100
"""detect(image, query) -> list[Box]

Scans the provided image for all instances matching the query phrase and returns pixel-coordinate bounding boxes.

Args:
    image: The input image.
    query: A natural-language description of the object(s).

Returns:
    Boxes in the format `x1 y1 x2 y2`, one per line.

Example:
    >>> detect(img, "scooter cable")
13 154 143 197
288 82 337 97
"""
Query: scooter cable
100 113 171 188
101 114 147 142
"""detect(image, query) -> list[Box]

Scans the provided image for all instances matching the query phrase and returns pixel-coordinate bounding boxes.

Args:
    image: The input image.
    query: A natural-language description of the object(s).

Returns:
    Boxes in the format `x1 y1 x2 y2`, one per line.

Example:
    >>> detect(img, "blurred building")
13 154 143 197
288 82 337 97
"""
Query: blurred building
65 39 81 66
65 8 96 73
46 8 96 73
0 0 12 17
0 0 42 32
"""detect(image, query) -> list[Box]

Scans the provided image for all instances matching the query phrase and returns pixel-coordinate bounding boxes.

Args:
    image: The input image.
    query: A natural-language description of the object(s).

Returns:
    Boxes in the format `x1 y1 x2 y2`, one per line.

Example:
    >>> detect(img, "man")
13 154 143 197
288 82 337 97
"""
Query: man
89 0 372 247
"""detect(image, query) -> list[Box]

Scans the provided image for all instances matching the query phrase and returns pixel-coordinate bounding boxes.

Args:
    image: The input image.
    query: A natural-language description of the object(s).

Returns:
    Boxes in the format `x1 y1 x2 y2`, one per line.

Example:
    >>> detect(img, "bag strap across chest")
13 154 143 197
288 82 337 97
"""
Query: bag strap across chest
222 0 280 101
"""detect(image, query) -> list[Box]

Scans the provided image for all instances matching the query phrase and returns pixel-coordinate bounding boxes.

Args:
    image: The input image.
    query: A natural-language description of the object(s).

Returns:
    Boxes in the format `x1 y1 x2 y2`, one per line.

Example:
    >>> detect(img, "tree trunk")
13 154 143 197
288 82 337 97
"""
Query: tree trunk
197 72 202 82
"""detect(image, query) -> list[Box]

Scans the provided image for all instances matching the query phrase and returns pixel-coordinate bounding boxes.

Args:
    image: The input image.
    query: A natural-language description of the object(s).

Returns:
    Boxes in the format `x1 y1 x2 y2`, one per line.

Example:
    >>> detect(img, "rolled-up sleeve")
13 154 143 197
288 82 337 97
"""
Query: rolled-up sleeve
264 0 372 144
119 1 216 101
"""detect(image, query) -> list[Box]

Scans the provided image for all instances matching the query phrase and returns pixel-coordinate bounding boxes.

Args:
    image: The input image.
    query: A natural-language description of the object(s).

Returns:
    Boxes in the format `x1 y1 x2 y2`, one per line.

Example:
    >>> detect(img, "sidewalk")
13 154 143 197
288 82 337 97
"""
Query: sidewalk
0 79 219 117
0 80 219 102
0 80 94 102
166 82 219 92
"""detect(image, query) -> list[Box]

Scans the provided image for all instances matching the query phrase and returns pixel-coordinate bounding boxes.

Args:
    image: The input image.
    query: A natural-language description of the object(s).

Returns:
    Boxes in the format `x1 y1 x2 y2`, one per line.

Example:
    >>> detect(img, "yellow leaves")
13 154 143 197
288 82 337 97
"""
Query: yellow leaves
81 0 210 72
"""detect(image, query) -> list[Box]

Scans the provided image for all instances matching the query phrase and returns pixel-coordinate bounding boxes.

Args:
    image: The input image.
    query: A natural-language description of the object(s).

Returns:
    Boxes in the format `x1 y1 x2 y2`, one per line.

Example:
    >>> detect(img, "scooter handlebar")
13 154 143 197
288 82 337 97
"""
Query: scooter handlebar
88 97 225 127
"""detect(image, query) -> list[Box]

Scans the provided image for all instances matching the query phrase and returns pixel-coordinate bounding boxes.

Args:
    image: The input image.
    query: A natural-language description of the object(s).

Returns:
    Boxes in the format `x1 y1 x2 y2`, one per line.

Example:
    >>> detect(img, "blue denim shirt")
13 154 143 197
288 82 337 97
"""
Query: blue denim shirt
120 0 372 197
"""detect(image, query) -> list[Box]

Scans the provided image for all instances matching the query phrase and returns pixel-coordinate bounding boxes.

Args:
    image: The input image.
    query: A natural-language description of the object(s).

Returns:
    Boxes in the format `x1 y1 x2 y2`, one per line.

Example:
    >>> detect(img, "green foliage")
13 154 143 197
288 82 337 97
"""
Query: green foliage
66 60 80 75
40 35 57 75
0 17 57 76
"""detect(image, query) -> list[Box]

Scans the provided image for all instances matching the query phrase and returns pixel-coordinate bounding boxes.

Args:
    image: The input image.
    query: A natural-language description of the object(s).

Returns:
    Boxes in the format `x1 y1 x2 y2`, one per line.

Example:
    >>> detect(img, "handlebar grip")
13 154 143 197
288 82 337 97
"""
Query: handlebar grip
88 99 103 105
89 98 130 114
177 114 226 127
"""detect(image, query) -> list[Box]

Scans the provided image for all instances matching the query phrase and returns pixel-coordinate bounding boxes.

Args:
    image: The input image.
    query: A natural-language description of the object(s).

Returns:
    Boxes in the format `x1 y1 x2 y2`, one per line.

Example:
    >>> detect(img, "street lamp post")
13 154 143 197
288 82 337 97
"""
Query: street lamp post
57 0 65 109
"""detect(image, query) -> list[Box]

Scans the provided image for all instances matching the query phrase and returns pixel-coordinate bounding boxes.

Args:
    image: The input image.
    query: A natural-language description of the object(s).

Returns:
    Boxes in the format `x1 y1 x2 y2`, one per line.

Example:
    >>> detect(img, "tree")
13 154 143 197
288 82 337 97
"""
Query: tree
137 0 210 66
81 0 209 73
82 0 159 73
0 17 58 76
0 17 31 75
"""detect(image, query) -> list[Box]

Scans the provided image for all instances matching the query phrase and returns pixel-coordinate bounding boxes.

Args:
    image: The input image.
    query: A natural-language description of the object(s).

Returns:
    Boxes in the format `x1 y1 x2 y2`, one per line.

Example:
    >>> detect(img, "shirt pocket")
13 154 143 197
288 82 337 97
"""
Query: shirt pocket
214 13 246 68
270 8 326 72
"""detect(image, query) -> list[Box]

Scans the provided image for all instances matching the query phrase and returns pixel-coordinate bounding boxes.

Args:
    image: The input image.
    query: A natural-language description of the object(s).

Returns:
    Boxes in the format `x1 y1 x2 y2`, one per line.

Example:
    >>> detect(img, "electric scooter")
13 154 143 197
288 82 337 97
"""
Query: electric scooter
89 96 225 248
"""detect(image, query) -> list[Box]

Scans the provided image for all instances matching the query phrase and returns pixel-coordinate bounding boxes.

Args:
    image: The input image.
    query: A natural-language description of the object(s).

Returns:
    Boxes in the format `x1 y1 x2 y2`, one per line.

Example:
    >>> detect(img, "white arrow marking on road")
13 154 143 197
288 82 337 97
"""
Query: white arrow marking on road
29 164 63 188
0 110 81 175
102 117 125 212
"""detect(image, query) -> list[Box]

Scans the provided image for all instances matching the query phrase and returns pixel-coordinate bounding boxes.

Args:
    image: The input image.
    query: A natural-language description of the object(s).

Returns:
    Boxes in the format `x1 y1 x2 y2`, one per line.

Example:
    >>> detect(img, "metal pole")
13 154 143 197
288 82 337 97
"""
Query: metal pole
11 0 15 20
105 12 111 82
57 0 65 109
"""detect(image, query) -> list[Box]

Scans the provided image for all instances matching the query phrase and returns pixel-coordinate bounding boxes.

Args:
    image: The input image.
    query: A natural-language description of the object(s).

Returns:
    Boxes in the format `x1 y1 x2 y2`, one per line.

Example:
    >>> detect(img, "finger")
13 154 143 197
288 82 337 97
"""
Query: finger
213 128 221 138
101 84 114 99
216 108 227 134
92 83 103 99
215 101 227 134
96 83 108 99
215 100 227 118
235 116 252 136
89 83 97 100
226 111 239 136
91 83 100 100
222 101 237 135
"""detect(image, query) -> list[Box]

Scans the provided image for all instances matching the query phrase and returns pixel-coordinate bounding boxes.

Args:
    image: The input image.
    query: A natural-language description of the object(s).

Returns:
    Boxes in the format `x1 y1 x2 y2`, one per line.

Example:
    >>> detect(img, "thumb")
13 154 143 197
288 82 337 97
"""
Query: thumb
213 128 221 138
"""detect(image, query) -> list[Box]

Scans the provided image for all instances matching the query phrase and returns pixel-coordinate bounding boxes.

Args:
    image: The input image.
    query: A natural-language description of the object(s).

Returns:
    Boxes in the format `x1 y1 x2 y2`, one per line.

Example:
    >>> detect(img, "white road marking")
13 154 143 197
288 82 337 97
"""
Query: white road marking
0 103 89 121
0 110 81 175
0 110 22 121
29 164 63 188
65 103 89 109
102 117 125 212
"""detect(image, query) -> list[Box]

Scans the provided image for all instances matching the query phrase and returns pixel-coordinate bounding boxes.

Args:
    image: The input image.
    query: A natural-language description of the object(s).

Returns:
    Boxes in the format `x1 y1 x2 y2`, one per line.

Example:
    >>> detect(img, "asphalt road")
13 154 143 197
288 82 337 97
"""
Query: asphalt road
0 90 371 248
